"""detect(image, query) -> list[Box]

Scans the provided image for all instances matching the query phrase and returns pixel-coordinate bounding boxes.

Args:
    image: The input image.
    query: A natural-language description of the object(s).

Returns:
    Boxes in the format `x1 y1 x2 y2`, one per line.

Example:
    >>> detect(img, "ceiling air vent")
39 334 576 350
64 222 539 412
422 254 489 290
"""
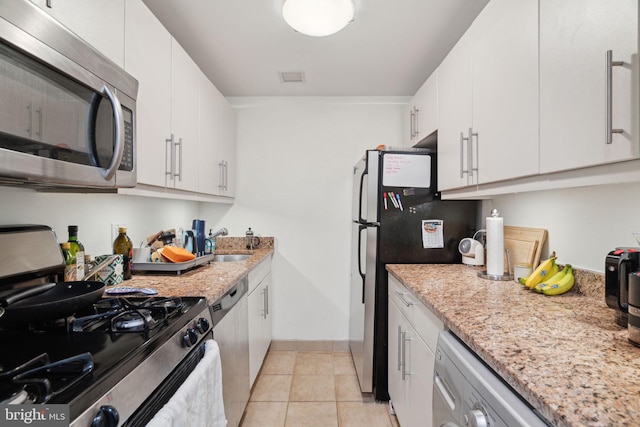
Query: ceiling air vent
279 71 305 83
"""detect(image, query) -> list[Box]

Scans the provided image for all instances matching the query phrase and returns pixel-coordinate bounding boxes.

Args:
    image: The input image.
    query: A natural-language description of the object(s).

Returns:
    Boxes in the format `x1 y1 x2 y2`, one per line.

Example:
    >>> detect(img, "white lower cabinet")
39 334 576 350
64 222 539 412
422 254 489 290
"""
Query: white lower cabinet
248 257 273 387
388 275 443 427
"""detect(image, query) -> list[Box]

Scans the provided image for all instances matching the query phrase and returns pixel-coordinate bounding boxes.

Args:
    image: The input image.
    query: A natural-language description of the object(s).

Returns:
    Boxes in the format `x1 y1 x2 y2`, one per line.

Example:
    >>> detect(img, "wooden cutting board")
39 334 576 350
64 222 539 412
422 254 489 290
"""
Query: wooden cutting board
503 226 547 269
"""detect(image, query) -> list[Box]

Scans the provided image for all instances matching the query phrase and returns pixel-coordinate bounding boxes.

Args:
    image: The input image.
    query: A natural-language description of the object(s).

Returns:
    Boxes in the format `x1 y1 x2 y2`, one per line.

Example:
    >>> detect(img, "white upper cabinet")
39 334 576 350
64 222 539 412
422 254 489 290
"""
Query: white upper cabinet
199 76 237 197
124 0 171 188
539 0 639 173
404 71 438 147
438 31 474 190
170 39 200 192
471 0 539 184
438 0 538 192
30 0 125 67
124 0 236 198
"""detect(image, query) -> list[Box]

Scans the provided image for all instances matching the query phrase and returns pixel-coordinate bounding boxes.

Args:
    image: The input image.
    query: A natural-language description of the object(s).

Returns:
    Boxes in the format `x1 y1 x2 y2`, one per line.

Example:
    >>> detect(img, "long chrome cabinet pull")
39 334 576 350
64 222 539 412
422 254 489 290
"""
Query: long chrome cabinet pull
175 137 183 181
469 128 478 182
394 291 413 307
414 107 419 140
166 134 174 181
606 50 624 144
262 286 269 319
218 161 225 191
224 160 228 190
460 131 469 178
397 325 402 371
409 109 414 140
401 331 411 380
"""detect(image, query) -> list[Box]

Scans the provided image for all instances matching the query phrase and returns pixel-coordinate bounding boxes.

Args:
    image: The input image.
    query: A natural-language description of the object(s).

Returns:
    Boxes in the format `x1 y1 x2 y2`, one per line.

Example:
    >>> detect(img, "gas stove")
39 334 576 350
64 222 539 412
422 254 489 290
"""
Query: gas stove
0 295 213 426
0 225 214 426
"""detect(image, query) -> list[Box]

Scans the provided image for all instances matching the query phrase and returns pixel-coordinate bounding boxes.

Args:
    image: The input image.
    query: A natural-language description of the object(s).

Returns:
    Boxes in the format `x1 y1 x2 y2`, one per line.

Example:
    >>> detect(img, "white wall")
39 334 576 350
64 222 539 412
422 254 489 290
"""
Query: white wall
483 182 640 272
0 187 200 256
201 97 408 341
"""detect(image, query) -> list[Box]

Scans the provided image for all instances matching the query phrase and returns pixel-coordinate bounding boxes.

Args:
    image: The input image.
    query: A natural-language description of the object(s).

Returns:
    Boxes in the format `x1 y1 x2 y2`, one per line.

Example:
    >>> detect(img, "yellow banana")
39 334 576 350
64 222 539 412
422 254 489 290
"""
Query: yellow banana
524 256 557 289
534 264 570 293
542 265 575 296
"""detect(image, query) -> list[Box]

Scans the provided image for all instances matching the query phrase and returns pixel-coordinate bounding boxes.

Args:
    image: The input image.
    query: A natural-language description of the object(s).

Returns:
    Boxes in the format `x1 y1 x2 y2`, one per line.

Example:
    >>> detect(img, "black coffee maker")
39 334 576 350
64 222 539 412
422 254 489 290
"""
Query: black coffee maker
605 248 640 327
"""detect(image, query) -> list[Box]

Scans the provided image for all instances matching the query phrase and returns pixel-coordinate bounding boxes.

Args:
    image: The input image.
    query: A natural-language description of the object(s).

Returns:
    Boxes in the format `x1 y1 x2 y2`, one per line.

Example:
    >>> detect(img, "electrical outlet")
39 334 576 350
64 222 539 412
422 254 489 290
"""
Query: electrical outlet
111 223 125 243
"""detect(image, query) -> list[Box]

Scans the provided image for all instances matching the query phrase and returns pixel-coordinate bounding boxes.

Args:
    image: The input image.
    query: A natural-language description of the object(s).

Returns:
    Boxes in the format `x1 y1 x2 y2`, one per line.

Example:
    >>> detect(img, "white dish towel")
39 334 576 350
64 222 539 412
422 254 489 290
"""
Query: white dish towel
146 339 227 427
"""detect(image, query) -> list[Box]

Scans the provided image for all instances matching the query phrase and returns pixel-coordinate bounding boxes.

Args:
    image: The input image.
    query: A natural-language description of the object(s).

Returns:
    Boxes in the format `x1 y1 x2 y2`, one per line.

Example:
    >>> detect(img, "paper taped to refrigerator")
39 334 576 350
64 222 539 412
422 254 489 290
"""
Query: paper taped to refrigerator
382 154 431 188
422 220 444 248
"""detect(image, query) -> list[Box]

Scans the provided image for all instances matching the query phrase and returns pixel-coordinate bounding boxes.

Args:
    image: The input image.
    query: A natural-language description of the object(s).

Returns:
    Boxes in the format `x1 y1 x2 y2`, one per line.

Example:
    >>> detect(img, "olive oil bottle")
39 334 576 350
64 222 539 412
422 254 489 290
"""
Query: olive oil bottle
113 226 133 280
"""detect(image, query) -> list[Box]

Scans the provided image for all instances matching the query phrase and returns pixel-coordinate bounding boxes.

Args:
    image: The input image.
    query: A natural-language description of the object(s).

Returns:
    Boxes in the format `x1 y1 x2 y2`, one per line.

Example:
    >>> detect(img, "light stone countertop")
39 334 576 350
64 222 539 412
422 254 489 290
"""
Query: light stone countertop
116 237 274 306
386 263 640 427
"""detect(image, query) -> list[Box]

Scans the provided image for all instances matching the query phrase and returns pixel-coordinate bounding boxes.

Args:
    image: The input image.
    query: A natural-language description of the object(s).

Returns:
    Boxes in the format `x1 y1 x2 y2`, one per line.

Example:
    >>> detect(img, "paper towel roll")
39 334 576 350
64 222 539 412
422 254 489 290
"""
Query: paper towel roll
486 209 504 276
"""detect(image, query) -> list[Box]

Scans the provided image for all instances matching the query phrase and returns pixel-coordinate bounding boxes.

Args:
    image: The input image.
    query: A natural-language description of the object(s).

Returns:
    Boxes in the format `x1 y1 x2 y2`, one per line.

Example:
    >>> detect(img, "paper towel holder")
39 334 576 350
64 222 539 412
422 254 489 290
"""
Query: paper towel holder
478 248 514 281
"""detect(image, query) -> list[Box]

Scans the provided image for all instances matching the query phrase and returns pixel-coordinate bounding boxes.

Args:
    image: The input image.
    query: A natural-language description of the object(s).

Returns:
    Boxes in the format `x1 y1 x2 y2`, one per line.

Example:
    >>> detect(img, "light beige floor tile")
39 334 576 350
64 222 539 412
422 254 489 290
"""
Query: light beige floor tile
390 413 400 427
290 375 336 401
333 353 356 375
250 374 292 402
335 375 364 401
285 402 338 427
261 351 297 375
297 341 334 351
337 401 393 427
294 352 334 375
241 402 288 427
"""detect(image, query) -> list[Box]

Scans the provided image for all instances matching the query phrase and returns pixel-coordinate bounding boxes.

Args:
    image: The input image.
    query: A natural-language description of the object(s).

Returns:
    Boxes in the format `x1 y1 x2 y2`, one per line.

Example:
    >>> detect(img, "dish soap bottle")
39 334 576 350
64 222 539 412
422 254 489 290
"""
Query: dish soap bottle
67 225 85 281
113 226 133 280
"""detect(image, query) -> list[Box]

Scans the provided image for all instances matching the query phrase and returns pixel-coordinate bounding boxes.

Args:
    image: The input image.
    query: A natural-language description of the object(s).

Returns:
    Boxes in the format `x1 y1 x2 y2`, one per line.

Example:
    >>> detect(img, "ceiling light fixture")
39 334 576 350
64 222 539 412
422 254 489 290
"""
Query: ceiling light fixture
282 0 355 37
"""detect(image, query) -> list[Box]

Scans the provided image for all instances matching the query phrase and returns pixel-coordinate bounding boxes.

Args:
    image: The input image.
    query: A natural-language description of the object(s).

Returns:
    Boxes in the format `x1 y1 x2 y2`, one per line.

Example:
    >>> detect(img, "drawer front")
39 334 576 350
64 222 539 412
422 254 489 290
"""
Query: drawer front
389 274 443 351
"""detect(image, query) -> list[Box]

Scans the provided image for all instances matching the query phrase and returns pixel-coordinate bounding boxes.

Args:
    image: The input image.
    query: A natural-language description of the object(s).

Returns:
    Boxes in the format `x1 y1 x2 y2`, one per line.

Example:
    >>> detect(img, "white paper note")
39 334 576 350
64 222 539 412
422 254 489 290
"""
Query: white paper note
422 220 444 248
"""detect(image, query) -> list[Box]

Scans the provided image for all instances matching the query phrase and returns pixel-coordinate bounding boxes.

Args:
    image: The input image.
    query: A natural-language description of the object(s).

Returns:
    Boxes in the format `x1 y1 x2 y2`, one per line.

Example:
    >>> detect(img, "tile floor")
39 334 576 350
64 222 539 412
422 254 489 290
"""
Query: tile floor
240 350 400 427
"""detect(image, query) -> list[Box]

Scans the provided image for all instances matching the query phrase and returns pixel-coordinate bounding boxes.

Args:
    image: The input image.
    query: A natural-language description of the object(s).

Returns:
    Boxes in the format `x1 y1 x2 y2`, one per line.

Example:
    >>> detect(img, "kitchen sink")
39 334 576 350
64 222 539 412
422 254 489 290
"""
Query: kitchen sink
212 254 251 262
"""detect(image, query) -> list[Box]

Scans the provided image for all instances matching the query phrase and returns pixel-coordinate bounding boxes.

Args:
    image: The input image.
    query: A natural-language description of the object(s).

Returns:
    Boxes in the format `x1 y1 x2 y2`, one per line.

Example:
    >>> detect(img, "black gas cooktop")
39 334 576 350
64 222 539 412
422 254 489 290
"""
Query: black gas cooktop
0 296 207 421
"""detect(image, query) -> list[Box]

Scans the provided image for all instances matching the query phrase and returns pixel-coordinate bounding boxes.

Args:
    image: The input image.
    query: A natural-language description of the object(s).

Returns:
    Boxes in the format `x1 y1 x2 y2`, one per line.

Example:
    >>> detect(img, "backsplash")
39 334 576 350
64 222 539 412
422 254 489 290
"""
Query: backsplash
572 267 604 300
215 236 274 252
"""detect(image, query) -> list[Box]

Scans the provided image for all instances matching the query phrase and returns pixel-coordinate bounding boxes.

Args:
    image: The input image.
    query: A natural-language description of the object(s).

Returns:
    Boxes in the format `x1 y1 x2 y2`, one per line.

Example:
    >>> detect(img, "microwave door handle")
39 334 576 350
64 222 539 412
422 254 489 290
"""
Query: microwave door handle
101 85 125 181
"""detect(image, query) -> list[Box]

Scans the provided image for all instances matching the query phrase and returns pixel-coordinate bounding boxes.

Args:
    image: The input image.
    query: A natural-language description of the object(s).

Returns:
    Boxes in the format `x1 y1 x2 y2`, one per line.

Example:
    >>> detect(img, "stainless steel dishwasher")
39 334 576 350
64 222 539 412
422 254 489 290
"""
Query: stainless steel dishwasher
211 277 249 427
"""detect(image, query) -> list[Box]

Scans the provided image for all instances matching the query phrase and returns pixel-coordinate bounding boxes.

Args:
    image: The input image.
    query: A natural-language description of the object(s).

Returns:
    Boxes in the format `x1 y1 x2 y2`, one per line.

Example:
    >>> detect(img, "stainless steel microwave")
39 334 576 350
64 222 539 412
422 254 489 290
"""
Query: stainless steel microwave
0 1 138 189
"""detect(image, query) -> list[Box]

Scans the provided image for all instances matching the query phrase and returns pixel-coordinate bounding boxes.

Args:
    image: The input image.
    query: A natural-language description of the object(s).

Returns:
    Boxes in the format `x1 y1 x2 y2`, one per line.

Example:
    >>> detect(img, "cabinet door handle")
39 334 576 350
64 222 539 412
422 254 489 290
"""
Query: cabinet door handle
414 107 419 140
469 128 478 182
26 103 32 138
606 50 624 144
394 291 413 307
166 134 174 180
397 325 402 371
263 285 269 319
224 160 228 190
460 131 469 178
401 330 411 380
175 137 183 181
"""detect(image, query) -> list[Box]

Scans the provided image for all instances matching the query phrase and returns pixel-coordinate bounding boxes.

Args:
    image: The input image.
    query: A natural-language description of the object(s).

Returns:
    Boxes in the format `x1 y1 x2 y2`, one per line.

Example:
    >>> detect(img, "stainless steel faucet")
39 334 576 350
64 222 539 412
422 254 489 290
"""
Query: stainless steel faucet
208 227 228 239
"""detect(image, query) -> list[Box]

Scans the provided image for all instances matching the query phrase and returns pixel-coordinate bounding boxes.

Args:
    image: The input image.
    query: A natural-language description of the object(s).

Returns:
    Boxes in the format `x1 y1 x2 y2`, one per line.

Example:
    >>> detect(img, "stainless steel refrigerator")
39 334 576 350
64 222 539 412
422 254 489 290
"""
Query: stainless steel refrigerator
349 149 478 400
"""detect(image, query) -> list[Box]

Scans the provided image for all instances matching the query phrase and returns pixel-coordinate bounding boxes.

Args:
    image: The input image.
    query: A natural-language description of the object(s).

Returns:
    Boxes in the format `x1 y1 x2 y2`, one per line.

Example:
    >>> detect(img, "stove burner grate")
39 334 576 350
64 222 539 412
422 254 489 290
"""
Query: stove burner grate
69 296 185 334
0 353 93 404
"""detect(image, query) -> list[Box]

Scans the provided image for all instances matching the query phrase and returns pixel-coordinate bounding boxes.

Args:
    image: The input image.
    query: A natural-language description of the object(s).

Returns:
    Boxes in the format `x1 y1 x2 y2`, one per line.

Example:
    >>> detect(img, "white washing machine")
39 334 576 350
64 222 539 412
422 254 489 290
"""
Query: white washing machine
433 331 550 427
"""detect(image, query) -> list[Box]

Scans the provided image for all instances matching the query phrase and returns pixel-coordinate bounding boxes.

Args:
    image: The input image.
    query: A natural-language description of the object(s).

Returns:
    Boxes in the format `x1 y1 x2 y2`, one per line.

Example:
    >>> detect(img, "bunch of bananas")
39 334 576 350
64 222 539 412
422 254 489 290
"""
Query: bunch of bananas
517 254 575 296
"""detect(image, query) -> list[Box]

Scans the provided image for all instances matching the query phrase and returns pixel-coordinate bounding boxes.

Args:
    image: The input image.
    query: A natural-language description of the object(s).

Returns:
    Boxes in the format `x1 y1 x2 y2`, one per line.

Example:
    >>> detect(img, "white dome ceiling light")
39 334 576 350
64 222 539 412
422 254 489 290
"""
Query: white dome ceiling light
282 0 355 37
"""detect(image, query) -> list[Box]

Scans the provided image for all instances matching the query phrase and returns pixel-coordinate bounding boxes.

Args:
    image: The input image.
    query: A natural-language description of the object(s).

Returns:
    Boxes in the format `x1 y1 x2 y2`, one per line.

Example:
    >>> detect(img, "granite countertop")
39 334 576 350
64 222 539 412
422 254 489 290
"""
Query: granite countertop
118 237 274 305
386 263 640 427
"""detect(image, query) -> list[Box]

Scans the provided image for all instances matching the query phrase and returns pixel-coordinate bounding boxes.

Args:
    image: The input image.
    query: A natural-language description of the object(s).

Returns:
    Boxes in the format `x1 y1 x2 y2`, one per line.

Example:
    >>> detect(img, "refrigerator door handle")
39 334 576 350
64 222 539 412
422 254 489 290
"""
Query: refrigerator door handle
358 224 366 304
358 168 368 223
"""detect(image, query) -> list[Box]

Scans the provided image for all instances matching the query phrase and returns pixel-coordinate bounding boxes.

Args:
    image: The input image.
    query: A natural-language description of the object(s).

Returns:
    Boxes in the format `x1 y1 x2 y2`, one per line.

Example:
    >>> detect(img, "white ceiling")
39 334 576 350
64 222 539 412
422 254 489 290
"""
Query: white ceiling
142 0 489 97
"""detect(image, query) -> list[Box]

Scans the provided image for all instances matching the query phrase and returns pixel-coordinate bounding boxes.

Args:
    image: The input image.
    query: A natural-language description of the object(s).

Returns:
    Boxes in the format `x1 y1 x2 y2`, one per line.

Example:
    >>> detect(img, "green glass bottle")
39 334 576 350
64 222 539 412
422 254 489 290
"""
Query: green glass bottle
113 226 133 280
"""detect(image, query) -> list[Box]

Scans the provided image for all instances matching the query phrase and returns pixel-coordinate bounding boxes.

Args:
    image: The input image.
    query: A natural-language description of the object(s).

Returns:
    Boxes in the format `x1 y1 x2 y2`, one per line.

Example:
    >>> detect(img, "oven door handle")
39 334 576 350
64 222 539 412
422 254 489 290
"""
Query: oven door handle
101 85 125 181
